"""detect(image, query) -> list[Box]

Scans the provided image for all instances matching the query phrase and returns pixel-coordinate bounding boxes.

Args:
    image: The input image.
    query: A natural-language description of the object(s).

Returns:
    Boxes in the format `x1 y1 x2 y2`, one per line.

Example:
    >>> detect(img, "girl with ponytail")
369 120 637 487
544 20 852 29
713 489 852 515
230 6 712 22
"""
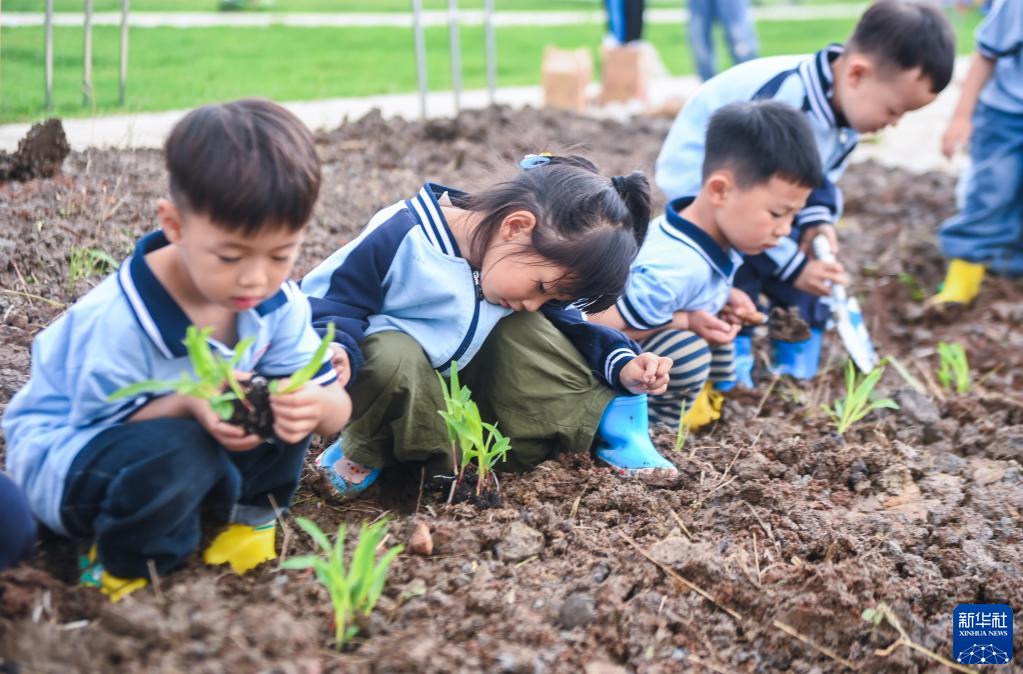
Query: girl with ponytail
301 154 677 497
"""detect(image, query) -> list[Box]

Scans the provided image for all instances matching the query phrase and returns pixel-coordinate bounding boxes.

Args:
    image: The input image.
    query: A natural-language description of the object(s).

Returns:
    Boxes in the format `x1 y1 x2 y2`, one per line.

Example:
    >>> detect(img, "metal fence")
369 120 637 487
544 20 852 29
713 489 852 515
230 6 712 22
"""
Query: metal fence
37 1 496 119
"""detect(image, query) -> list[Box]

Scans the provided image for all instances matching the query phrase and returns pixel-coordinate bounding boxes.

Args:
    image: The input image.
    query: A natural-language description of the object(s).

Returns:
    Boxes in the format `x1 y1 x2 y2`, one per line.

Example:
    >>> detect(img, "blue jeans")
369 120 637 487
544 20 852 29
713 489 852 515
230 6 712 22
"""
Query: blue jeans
688 0 759 81
60 418 310 578
0 472 36 570
939 102 1023 276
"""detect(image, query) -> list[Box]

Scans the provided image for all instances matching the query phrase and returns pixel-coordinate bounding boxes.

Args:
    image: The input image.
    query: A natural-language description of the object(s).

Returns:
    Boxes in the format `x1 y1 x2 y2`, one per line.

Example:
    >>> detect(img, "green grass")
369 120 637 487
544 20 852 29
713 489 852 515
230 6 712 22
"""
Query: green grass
0 11 982 123
4 0 861 12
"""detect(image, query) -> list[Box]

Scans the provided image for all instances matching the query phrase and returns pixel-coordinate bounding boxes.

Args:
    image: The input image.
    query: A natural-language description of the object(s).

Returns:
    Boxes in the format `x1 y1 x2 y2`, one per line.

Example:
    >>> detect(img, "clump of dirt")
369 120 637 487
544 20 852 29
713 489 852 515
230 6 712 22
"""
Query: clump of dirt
0 109 1020 674
0 119 71 183
767 305 811 342
228 375 275 438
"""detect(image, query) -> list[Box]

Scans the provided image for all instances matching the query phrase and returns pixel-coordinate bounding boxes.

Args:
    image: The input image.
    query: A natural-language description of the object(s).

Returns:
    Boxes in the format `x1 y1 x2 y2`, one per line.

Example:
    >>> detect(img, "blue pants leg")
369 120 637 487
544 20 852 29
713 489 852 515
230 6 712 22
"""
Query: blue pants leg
688 0 718 81
60 418 310 578
939 102 1023 276
715 0 759 65
0 472 36 570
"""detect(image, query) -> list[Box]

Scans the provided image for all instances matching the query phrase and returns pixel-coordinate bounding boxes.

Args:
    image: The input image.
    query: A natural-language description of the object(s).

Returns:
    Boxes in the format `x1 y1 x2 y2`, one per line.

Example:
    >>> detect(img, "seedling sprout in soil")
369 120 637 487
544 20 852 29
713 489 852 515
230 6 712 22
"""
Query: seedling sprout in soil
437 362 512 503
281 517 403 651
821 360 899 436
937 341 971 394
109 323 335 437
674 400 689 453
66 246 117 292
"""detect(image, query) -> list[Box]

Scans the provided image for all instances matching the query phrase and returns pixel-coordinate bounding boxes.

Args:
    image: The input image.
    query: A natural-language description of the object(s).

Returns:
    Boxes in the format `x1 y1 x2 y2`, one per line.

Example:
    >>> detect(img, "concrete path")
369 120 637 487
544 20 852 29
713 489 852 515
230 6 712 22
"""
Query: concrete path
1 4 866 28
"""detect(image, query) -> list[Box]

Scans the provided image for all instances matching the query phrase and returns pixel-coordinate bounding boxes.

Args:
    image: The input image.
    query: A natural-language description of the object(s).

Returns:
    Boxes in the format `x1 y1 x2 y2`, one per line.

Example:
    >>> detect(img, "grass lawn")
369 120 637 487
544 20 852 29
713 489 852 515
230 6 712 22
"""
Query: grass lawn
3 0 857 12
0 10 982 123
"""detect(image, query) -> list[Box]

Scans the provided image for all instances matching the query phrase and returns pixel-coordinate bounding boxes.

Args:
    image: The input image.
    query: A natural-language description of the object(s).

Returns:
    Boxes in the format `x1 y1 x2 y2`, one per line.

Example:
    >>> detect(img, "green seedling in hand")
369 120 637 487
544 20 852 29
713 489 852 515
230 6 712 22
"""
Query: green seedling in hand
821 360 899 436
281 517 403 650
108 326 254 420
269 323 336 395
437 364 512 498
936 341 971 394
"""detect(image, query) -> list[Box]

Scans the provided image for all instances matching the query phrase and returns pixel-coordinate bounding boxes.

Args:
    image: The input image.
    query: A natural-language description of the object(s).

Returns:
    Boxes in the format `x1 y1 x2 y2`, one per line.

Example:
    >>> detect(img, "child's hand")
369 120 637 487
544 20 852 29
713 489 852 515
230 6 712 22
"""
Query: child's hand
794 259 849 297
690 310 740 345
186 396 263 452
800 224 839 257
269 382 325 444
329 343 351 388
719 288 762 326
942 115 972 159
619 353 672 395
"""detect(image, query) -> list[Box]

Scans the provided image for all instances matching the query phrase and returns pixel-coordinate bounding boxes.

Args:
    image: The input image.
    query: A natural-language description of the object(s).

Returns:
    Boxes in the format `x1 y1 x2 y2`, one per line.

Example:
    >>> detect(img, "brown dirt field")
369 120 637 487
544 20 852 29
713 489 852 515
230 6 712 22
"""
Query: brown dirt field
0 107 1020 674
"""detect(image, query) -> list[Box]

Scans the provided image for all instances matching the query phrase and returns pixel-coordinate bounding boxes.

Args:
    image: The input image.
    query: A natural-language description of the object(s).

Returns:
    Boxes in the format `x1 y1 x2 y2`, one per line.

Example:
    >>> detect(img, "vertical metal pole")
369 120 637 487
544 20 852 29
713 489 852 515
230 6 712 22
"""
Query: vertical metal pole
44 0 53 111
412 0 427 119
119 0 129 106
83 0 94 106
485 0 496 106
448 0 461 113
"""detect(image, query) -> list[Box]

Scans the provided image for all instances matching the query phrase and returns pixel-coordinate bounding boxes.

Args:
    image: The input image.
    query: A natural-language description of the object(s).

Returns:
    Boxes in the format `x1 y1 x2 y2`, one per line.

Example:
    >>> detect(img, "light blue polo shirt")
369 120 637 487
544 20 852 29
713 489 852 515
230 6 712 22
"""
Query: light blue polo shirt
2 231 336 535
616 198 745 331
977 0 1023 115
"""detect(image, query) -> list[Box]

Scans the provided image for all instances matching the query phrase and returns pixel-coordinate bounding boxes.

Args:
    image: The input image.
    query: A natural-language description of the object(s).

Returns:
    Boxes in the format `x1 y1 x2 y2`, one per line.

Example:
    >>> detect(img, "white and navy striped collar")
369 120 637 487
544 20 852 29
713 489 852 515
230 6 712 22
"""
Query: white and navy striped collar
662 197 739 279
116 230 292 359
798 43 849 130
406 183 465 258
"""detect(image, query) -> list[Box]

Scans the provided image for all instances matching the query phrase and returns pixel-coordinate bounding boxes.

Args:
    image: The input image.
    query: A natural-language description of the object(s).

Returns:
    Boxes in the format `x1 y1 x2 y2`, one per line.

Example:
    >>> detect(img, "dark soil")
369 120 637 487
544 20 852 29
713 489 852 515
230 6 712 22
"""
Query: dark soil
228 376 275 439
1 107 1021 674
768 306 812 343
0 120 71 183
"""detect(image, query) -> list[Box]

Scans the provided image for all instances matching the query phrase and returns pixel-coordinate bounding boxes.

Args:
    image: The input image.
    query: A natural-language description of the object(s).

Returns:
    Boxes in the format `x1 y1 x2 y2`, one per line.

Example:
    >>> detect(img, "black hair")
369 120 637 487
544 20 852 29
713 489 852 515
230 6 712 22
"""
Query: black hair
847 0 956 93
456 155 651 313
164 98 321 234
703 100 823 189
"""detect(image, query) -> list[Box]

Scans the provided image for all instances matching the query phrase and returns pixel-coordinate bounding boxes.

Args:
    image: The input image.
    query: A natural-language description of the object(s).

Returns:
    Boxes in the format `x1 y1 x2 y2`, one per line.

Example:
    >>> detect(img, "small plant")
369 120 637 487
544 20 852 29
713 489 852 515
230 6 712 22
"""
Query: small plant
281 517 403 650
673 400 689 452
897 271 926 302
109 323 335 434
437 364 512 500
821 360 899 435
863 603 978 673
109 325 253 419
67 246 117 291
936 341 971 394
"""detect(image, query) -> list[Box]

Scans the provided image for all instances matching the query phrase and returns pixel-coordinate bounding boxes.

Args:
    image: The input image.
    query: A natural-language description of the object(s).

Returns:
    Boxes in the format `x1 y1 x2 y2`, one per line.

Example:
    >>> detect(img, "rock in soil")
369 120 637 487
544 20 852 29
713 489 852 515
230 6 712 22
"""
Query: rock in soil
496 522 545 562
558 593 595 629
895 388 941 425
409 521 433 556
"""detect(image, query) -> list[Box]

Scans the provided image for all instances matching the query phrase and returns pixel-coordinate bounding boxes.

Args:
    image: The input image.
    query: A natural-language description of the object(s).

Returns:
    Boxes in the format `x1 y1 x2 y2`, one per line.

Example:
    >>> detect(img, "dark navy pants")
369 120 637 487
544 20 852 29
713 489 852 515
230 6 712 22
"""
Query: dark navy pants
0 472 37 570
60 418 310 578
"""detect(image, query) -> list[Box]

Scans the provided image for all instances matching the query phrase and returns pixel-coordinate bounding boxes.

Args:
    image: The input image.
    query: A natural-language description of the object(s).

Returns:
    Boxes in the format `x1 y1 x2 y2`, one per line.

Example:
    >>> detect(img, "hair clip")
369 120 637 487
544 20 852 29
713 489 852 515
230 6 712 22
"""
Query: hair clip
520 152 553 170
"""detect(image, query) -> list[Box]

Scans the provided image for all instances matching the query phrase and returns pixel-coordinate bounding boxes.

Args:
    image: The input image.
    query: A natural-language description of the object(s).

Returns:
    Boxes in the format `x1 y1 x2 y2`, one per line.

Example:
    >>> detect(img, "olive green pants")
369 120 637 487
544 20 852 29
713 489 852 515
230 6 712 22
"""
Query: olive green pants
343 312 616 473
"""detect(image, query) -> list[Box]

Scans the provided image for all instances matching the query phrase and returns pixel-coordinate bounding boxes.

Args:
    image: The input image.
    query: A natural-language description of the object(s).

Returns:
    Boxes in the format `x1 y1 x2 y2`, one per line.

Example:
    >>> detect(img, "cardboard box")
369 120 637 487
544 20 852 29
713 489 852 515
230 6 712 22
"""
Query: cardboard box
542 47 592 112
600 42 656 104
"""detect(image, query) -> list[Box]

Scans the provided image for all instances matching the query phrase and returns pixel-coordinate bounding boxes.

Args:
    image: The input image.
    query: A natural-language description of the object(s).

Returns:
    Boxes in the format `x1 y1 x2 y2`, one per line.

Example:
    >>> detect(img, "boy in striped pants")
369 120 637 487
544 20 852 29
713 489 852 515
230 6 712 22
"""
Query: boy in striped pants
591 101 822 428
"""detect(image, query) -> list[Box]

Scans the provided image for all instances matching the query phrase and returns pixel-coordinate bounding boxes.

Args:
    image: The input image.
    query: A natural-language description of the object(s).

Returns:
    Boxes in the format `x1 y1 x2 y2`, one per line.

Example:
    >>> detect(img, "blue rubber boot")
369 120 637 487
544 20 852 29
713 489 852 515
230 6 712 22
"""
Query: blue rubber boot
594 395 678 477
732 334 755 388
771 327 824 380
316 438 381 499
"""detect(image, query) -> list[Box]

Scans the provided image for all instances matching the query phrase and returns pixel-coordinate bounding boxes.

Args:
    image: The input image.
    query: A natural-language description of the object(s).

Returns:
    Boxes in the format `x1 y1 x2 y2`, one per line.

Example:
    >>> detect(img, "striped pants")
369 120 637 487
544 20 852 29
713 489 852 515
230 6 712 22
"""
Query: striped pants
640 329 735 426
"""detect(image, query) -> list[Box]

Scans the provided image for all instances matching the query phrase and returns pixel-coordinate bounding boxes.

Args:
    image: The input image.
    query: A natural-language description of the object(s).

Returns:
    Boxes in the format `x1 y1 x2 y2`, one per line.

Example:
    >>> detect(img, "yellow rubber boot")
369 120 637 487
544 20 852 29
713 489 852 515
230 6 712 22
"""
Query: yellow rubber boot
682 382 724 430
928 259 986 307
203 522 276 574
79 545 148 602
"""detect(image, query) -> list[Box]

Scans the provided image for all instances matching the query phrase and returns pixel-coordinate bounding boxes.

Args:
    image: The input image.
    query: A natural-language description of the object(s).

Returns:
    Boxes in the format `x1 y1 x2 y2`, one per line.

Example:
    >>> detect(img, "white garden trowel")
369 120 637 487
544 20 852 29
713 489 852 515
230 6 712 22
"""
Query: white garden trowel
812 234 879 373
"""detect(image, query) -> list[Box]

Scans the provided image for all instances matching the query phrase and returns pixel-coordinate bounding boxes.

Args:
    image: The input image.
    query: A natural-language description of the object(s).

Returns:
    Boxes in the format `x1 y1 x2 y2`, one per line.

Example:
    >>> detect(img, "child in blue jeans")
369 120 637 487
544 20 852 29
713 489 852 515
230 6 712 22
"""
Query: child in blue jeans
302 155 677 494
592 101 821 428
931 0 1023 307
2 100 351 600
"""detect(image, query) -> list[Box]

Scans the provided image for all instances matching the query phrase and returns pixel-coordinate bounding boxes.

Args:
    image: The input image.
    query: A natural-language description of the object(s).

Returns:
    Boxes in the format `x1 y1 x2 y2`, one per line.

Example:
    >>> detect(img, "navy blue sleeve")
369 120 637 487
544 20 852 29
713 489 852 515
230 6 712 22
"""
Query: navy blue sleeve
795 178 839 232
541 302 640 394
302 211 417 385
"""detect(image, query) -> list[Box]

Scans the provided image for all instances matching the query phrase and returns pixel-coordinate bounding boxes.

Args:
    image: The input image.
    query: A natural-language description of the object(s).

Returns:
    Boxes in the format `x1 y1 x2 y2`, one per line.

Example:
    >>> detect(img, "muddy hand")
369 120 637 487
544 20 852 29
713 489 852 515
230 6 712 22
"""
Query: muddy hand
690 311 740 346
188 396 262 452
